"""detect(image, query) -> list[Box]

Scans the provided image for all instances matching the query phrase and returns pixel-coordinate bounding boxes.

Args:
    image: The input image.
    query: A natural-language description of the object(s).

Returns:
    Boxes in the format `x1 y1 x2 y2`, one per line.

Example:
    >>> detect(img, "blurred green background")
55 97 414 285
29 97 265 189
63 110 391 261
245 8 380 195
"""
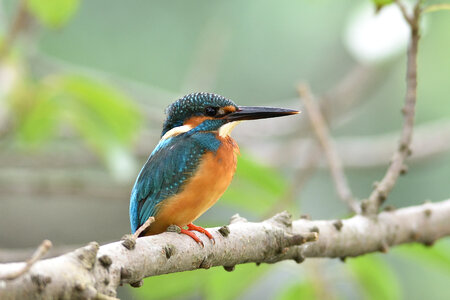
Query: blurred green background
0 0 449 299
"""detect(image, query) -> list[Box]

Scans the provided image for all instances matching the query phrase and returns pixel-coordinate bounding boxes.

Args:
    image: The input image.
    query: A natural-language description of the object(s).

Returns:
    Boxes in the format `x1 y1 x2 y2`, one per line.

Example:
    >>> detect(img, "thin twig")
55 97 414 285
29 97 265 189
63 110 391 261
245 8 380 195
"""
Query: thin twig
0 239 52 280
365 0 421 214
242 118 450 170
395 0 414 27
297 83 360 214
133 216 155 239
423 4 450 14
0 244 80 263
0 0 29 61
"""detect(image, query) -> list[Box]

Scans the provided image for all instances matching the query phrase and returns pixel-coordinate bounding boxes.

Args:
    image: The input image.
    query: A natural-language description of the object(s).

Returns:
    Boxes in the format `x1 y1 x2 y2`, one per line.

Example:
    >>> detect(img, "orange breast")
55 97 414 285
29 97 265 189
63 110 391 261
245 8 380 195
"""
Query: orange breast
144 136 239 235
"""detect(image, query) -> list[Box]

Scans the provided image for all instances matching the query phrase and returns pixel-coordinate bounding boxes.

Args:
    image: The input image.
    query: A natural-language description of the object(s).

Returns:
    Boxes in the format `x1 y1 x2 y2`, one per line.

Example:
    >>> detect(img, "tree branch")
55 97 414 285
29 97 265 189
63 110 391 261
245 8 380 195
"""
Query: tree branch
0 0 29 61
395 0 414 26
1 199 449 299
0 240 51 281
246 119 450 169
0 244 79 264
364 0 421 214
297 83 359 214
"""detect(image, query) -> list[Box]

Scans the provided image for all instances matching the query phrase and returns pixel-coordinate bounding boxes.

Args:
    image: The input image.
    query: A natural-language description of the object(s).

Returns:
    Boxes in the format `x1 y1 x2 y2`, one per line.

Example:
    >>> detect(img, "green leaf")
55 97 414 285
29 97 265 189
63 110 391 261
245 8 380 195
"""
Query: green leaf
27 0 80 28
133 264 268 300
133 271 202 300
372 0 393 6
393 240 450 275
222 181 278 215
15 74 142 174
57 75 142 171
16 84 60 145
204 263 268 300
236 153 287 196
221 153 288 216
347 255 401 300
61 75 141 143
277 281 316 300
60 75 141 145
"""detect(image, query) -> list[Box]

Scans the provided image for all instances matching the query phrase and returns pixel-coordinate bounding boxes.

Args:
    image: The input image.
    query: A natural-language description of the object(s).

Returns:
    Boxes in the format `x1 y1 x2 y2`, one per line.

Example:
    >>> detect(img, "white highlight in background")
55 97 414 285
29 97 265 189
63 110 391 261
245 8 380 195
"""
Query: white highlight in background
344 4 410 64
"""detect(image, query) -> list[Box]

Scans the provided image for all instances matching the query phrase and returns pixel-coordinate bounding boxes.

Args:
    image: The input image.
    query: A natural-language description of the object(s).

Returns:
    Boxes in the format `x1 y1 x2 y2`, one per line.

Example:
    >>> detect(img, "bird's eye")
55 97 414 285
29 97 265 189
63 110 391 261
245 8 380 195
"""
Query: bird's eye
204 106 218 117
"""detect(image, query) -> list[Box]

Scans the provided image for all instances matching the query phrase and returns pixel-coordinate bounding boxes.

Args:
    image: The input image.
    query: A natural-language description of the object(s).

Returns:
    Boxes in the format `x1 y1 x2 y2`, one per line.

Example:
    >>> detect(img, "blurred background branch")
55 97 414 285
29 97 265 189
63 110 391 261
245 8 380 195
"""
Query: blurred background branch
0 0 28 60
298 83 359 214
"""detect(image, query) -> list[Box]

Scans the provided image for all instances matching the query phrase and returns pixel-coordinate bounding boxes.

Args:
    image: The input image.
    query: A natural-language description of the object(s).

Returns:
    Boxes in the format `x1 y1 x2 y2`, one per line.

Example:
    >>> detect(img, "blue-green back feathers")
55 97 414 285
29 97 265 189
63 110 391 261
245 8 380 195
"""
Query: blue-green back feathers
129 131 221 233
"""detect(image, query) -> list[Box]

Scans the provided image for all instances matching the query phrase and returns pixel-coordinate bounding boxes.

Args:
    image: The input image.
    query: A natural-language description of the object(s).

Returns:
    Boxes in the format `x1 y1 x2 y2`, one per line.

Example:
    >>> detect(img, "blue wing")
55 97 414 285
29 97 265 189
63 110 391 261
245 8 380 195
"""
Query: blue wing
129 131 220 233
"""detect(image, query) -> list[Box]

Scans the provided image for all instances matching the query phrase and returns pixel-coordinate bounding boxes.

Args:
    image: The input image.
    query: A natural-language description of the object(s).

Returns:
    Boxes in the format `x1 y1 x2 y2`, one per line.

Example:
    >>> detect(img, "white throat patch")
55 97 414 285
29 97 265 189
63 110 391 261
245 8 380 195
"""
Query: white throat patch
161 125 192 140
219 121 242 137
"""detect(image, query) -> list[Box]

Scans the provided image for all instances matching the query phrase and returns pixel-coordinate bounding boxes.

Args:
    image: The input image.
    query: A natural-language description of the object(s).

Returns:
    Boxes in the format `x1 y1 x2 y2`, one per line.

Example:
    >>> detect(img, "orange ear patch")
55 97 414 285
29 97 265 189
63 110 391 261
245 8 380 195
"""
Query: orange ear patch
222 105 237 113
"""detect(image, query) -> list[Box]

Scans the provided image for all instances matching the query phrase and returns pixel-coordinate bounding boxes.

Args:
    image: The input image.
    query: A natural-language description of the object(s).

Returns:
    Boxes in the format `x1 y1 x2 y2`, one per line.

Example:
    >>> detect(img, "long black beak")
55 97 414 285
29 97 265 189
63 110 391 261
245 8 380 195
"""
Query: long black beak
224 106 300 121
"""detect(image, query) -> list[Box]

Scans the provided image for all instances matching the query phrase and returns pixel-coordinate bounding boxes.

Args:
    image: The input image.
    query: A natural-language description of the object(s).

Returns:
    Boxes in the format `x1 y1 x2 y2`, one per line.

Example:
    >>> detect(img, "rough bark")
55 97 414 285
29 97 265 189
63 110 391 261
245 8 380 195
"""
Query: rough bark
1 199 449 299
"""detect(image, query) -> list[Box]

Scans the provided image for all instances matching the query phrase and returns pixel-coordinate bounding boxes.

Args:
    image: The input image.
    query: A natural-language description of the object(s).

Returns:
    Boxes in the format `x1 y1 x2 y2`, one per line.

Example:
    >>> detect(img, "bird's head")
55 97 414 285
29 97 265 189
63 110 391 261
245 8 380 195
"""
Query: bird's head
161 92 299 139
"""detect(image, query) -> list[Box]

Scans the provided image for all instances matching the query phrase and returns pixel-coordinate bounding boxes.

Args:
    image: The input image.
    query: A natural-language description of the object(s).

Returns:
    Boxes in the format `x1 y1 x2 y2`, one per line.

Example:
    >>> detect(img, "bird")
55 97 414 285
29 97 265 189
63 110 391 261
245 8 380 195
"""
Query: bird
129 92 299 246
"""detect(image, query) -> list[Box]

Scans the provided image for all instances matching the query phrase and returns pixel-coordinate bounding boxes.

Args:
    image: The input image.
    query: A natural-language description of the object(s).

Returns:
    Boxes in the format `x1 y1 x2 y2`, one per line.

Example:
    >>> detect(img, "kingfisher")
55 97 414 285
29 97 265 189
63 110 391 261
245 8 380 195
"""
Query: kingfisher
129 92 299 246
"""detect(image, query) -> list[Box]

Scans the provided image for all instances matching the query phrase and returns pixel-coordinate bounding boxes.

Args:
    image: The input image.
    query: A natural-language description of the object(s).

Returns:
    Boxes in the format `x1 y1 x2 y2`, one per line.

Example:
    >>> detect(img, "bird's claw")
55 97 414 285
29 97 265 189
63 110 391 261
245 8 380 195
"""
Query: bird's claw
187 223 215 244
178 223 215 246
180 228 204 247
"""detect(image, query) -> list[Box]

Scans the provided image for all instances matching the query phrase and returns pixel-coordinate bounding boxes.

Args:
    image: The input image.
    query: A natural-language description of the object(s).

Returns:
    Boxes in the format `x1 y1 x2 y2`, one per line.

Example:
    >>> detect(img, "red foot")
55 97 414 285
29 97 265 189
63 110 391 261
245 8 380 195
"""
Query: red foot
187 223 215 244
180 228 204 247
